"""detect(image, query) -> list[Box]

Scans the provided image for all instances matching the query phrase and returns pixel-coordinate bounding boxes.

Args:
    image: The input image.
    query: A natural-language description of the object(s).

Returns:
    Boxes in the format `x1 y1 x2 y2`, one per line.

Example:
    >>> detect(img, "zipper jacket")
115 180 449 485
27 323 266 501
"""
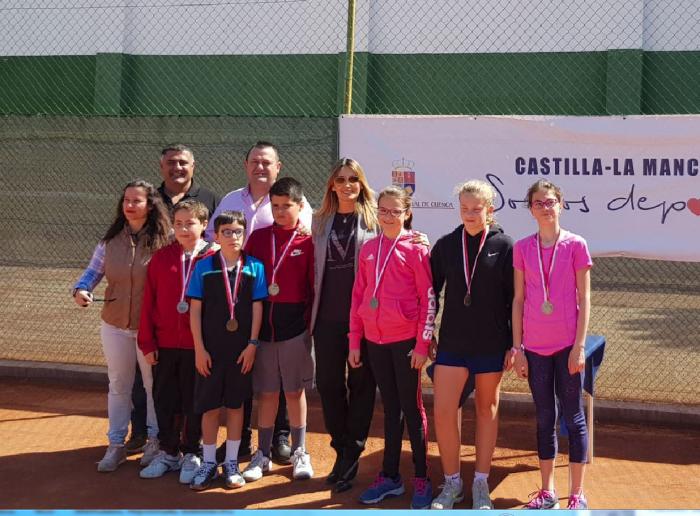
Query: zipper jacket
245 223 314 342
137 240 215 355
348 231 435 356
431 224 514 356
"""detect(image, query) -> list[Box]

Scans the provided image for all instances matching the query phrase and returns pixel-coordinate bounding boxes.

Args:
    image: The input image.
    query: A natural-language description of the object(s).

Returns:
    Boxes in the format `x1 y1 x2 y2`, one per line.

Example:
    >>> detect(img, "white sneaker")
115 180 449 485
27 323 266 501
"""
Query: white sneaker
242 449 272 482
431 479 465 509
223 460 246 488
97 444 127 472
472 477 493 509
139 451 182 479
179 453 201 484
140 437 160 466
292 447 314 480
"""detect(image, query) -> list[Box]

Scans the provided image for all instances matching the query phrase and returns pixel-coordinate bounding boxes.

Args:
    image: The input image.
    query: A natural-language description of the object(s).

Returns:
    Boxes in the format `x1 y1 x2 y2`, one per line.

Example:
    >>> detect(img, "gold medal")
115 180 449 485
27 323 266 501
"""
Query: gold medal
226 318 239 332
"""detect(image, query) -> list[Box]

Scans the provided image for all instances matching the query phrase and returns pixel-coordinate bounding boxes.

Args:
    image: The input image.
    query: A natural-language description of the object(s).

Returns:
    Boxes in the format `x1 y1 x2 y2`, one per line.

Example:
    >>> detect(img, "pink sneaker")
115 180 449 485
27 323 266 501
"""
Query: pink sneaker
567 493 588 509
525 489 560 509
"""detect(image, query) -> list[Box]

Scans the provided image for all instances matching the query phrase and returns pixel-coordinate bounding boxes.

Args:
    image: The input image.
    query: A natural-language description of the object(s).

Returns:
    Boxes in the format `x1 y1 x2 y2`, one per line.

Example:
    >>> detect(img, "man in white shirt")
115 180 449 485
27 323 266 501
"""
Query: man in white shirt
205 141 312 240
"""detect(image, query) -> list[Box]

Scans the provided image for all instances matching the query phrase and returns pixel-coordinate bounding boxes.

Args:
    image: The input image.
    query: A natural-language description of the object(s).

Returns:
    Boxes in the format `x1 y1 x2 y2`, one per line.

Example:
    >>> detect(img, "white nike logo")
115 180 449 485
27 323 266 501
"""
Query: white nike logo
488 251 499 257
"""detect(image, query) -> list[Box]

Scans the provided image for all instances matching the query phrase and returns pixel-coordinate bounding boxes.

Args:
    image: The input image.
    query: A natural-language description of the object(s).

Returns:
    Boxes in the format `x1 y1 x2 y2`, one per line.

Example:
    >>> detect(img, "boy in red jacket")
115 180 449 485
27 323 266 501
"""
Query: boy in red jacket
138 200 214 482
241 177 315 482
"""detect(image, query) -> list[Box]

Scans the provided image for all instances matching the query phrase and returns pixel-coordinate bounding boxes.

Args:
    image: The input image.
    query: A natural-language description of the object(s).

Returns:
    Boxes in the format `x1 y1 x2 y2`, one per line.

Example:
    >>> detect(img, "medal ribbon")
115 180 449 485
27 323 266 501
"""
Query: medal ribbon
220 253 244 321
536 231 562 304
179 239 205 305
372 230 403 300
461 226 489 299
270 227 298 286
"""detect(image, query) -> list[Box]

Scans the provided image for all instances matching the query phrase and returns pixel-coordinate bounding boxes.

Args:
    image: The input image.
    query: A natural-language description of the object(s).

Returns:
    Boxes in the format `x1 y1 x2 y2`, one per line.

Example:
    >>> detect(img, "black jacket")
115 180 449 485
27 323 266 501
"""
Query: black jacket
431 224 514 356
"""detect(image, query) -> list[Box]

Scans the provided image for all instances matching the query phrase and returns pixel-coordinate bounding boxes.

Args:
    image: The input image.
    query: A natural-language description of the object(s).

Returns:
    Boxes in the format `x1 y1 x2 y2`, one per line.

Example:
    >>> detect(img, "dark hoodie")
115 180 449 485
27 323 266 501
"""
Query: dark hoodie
430 224 514 357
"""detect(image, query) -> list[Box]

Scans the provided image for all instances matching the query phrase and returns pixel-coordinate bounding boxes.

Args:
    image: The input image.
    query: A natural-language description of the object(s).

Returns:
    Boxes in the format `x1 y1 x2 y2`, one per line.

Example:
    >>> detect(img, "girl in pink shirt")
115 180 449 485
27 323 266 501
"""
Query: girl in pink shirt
348 185 435 509
511 180 593 510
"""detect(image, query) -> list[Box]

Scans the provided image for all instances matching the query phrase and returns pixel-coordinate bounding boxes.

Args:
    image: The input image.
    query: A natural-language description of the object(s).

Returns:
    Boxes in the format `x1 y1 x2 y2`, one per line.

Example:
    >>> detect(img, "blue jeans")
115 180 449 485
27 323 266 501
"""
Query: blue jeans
526 345 588 463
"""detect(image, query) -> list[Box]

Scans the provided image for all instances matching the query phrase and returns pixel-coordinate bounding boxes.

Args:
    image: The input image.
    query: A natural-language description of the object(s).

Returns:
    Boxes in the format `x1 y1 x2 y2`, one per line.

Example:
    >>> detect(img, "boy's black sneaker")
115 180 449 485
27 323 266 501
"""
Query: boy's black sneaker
271 439 292 464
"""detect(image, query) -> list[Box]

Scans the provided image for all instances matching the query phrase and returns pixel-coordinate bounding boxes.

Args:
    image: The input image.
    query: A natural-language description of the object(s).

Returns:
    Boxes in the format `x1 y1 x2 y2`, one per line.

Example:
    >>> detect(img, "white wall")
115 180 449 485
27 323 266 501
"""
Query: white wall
0 0 697 56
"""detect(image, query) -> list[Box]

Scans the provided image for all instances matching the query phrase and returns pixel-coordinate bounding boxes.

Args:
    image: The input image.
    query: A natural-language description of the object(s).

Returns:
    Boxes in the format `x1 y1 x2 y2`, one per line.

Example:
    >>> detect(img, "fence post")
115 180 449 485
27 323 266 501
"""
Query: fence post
343 0 357 114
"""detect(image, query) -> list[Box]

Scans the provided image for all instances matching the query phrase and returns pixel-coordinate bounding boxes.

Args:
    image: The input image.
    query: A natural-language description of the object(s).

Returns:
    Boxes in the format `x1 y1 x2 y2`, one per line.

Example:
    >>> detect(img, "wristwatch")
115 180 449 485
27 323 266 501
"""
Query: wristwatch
248 339 260 347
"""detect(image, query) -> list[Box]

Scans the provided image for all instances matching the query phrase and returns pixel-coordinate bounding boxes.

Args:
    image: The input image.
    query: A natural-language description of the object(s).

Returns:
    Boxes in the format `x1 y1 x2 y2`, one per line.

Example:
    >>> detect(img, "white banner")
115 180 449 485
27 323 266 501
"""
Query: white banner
339 115 700 262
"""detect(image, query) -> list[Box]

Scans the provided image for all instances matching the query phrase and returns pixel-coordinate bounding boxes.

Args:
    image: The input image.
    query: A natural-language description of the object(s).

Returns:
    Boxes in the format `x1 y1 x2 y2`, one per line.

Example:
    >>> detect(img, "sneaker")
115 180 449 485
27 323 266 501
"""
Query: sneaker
139 451 182 479
190 461 219 491
411 476 433 510
472 477 493 509
359 472 405 504
140 437 160 466
525 489 560 509
125 434 147 455
567 493 588 509
179 453 202 484
242 449 272 482
223 460 246 488
272 439 292 465
292 448 314 480
97 444 127 472
431 479 465 509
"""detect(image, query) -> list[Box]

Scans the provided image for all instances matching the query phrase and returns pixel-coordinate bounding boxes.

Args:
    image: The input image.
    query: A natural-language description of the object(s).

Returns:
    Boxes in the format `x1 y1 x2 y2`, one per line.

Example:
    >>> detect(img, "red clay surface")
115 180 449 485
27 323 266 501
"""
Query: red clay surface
0 377 698 510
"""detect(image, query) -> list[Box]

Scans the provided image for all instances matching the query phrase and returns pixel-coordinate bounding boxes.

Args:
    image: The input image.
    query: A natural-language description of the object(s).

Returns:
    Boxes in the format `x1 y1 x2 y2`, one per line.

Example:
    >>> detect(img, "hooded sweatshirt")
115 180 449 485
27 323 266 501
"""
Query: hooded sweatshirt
348 230 435 356
430 224 514 357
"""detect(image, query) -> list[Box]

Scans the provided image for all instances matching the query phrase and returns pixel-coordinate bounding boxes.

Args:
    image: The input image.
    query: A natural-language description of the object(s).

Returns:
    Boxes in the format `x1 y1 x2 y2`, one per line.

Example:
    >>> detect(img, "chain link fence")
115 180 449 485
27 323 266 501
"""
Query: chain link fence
1 1 698 406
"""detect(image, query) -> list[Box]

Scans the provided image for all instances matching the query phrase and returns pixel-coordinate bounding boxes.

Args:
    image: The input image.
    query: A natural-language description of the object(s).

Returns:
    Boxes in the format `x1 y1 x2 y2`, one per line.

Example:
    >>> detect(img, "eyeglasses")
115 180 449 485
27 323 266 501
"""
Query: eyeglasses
531 199 559 210
378 207 406 218
220 228 244 238
333 175 360 185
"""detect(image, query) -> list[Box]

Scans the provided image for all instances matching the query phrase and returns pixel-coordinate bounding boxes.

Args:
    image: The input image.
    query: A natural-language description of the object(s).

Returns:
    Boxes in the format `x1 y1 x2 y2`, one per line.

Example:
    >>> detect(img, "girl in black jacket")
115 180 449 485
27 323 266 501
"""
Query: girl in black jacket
429 180 514 510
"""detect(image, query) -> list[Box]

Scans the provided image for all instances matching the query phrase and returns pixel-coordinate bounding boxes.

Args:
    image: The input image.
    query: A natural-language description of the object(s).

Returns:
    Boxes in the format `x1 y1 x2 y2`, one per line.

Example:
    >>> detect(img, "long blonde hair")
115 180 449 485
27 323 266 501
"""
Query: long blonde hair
315 158 378 232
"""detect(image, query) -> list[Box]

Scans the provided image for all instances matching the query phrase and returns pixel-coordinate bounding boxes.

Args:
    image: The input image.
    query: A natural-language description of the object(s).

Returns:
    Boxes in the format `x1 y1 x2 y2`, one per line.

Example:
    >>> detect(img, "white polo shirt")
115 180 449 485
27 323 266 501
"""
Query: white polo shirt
205 186 313 241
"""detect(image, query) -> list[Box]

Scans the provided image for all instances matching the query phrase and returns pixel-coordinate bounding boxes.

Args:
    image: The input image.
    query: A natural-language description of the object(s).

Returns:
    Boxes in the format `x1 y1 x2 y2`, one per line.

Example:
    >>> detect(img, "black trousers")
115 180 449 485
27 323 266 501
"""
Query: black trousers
153 348 202 455
314 320 376 461
367 338 428 479
130 362 147 437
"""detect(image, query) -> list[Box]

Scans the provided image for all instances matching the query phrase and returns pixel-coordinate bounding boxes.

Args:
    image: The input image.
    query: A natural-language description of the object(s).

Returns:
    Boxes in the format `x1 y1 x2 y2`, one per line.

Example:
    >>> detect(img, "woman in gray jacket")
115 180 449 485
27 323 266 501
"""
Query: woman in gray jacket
311 158 379 492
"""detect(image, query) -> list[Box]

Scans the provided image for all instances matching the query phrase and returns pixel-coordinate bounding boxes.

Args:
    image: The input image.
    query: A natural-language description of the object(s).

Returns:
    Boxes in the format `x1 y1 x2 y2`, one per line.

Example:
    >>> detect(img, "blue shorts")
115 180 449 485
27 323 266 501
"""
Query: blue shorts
434 350 505 374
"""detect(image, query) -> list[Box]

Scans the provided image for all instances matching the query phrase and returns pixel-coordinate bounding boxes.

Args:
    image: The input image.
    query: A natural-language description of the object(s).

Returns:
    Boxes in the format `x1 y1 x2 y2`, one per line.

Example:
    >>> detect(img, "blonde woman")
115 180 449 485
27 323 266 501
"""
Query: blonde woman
310 158 380 492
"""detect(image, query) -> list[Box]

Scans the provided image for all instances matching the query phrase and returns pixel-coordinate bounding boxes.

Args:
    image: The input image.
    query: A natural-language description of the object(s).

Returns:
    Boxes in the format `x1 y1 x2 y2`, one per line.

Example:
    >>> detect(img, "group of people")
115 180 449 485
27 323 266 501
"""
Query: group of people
72 141 592 510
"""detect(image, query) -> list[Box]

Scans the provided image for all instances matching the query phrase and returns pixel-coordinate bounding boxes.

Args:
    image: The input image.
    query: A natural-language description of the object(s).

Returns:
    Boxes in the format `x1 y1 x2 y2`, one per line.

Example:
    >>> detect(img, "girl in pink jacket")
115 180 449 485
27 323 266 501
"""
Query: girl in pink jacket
348 185 435 510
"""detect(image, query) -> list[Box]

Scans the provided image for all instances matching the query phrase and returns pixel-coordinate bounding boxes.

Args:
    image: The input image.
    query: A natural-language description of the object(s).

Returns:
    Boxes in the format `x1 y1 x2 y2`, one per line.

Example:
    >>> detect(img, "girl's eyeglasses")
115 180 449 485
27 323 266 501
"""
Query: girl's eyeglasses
378 207 406 218
333 176 360 185
531 199 559 210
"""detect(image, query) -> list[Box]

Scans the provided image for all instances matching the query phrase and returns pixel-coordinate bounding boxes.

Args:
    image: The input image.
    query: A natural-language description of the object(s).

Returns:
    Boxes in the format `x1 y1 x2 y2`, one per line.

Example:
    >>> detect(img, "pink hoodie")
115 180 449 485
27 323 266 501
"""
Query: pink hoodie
348 231 436 356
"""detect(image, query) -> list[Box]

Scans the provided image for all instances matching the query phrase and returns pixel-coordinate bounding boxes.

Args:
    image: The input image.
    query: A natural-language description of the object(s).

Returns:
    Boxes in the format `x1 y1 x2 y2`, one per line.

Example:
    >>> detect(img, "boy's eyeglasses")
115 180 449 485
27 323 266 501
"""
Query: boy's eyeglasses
333 176 360 185
220 228 244 238
378 207 406 218
531 199 559 210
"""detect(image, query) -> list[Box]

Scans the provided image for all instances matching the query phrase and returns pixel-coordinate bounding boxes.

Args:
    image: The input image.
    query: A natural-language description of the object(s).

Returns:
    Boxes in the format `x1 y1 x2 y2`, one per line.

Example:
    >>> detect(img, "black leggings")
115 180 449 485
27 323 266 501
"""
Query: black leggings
367 338 428 479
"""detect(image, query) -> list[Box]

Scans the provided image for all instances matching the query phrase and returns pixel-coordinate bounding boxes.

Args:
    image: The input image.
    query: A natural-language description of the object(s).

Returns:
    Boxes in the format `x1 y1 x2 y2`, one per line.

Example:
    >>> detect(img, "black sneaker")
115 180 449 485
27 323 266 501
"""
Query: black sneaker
189 461 219 491
334 457 359 493
124 434 147 455
271 440 292 465
325 451 344 485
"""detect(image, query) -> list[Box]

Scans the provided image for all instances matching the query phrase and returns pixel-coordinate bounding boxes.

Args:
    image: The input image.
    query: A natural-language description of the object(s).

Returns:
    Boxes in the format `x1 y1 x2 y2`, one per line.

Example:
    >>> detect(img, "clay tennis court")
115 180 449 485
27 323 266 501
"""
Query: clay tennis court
0 377 697 510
